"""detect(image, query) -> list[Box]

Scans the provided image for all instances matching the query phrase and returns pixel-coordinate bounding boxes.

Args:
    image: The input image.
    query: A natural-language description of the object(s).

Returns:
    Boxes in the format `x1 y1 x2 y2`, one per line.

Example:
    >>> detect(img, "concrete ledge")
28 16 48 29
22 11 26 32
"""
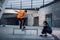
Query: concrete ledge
13 28 38 35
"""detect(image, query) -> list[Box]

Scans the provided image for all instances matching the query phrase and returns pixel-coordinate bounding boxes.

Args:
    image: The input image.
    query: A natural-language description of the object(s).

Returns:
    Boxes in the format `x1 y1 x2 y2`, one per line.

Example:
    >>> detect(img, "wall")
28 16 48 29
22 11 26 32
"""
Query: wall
3 1 60 27
27 10 38 26
38 1 60 27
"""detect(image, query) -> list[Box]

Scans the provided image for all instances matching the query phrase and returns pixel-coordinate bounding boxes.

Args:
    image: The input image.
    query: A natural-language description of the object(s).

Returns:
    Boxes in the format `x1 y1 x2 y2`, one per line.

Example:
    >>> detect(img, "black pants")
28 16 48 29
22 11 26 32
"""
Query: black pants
42 26 52 34
18 18 26 29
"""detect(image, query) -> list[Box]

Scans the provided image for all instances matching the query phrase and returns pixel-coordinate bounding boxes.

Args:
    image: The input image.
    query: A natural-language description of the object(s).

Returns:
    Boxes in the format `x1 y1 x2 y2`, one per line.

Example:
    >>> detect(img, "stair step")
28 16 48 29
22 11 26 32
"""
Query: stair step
0 35 54 40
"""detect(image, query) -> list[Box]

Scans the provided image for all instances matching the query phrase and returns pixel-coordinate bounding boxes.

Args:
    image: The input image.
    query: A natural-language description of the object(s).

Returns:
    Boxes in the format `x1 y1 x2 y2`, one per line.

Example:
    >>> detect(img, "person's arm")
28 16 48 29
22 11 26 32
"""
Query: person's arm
14 10 17 12
15 10 19 12
15 10 18 12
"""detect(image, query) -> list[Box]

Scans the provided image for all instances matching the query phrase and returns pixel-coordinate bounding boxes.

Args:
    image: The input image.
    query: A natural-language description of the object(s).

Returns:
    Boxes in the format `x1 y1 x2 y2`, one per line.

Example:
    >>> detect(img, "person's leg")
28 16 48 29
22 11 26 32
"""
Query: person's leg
20 19 22 29
48 30 52 35
22 18 26 29
44 33 47 36
40 29 45 36
44 29 48 36
41 29 47 37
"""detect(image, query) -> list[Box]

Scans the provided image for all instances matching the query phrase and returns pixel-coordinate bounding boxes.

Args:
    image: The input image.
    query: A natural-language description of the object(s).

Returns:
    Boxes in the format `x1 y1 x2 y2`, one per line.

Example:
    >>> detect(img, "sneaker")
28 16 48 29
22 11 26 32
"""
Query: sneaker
3 25 5 27
39 35 43 37
21 27 26 31
44 35 47 37
23 27 25 29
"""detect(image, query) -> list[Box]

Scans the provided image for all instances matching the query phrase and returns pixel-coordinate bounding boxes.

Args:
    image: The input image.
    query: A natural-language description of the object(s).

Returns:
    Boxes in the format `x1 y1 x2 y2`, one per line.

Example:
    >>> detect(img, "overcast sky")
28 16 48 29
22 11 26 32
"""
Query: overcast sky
6 0 54 9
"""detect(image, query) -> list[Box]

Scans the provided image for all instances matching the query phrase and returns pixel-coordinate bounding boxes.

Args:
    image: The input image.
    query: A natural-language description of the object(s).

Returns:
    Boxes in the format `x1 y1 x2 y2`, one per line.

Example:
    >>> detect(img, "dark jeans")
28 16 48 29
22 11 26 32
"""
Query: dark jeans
42 26 52 34
18 18 26 29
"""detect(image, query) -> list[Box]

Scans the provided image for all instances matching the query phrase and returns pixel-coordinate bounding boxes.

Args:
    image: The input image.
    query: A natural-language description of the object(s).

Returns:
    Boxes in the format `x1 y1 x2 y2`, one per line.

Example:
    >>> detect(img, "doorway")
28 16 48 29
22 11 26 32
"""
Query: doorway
33 17 39 26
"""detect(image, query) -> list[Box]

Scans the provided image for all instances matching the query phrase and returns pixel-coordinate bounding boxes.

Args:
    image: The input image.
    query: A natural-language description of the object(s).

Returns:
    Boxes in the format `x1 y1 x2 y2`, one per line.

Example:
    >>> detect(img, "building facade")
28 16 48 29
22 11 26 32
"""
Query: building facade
1 1 60 27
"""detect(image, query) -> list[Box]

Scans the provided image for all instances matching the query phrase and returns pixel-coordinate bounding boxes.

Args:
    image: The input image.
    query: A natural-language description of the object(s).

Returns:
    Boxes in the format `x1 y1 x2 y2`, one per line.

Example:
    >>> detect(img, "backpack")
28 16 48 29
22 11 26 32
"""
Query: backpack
47 24 52 31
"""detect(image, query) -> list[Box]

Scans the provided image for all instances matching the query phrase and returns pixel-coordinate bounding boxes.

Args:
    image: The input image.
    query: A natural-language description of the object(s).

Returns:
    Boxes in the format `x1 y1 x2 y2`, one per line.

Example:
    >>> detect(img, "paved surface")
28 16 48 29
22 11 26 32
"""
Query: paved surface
0 25 60 40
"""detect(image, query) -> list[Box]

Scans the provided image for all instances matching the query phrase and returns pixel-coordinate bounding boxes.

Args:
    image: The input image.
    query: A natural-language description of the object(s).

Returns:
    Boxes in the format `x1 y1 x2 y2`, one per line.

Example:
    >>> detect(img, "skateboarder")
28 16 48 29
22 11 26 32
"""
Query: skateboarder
15 10 27 30
40 21 52 37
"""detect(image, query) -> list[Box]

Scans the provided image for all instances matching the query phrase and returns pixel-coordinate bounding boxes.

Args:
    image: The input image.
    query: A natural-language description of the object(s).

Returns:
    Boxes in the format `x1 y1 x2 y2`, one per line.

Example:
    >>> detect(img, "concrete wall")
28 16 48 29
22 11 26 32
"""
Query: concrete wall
27 10 38 26
38 1 60 27
38 4 53 26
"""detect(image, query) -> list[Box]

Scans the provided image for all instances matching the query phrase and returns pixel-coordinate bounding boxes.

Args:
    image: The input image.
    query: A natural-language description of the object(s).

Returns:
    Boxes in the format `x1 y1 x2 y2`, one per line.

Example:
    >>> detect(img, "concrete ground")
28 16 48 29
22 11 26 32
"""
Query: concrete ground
0 25 60 40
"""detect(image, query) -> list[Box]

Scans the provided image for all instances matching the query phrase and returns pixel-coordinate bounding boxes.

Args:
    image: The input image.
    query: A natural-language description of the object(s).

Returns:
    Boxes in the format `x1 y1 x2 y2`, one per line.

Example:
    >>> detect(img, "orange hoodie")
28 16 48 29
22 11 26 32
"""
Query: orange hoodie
17 10 25 19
